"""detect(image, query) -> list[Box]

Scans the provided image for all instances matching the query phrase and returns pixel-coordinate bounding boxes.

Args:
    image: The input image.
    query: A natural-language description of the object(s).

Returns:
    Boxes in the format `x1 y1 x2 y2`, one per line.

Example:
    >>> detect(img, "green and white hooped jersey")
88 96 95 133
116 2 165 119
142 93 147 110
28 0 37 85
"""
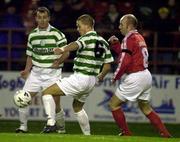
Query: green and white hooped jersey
74 31 114 76
26 25 67 68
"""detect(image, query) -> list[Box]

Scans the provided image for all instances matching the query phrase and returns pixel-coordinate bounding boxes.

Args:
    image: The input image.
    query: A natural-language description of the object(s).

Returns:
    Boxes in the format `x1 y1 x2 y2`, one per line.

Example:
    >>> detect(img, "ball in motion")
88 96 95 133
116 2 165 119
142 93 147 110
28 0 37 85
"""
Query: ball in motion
14 90 31 108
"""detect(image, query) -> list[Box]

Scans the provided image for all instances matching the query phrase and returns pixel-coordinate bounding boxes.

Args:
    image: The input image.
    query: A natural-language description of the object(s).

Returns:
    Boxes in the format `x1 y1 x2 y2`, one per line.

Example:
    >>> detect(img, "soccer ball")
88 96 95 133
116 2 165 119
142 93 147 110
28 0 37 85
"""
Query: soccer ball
13 90 31 108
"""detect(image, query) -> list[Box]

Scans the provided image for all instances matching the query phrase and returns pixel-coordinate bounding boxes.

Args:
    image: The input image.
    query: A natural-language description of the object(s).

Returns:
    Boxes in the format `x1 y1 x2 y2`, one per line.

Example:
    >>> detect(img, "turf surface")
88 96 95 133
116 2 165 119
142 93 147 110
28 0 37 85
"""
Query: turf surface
0 120 179 142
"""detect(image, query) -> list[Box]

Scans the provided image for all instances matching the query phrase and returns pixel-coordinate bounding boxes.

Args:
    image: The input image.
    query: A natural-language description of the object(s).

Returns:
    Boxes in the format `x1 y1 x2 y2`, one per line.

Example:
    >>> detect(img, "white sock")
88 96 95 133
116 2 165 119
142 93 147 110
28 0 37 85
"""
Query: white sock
74 109 90 135
18 107 29 130
42 95 56 126
56 109 65 130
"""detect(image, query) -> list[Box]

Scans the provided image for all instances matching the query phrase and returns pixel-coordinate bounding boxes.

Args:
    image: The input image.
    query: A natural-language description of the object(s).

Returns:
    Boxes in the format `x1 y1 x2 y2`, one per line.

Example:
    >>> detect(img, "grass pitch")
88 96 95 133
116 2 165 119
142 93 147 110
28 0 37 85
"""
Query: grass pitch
0 133 179 142
0 120 179 142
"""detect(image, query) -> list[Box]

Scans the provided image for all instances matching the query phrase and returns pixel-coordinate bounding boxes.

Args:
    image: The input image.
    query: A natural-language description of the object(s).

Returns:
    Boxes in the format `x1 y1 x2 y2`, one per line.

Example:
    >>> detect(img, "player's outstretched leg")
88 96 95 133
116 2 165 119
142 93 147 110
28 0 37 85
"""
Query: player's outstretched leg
138 100 172 138
146 111 172 138
111 108 132 136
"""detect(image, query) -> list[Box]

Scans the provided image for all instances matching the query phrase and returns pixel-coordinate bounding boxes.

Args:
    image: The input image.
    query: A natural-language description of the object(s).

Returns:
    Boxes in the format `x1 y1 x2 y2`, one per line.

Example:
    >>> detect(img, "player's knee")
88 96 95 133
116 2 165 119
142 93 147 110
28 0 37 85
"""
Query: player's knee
108 100 118 110
138 100 152 115
72 100 84 113
42 89 50 96
73 105 82 112
42 88 55 96
73 101 83 112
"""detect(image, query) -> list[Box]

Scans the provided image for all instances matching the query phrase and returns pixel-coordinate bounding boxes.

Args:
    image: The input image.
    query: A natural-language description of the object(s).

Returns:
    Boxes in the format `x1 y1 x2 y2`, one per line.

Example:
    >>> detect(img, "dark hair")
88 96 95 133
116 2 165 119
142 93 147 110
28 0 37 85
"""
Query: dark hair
35 7 50 16
77 14 95 28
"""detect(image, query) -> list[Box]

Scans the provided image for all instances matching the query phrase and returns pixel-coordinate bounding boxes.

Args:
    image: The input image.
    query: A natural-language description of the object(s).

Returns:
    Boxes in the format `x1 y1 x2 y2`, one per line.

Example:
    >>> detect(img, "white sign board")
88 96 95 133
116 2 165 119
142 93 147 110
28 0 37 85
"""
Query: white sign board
0 72 179 123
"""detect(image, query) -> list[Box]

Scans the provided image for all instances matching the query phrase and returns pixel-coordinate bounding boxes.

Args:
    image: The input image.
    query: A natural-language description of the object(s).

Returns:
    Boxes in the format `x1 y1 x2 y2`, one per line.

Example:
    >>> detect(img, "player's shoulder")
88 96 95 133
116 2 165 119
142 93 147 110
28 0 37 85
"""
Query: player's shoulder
50 26 59 32
50 26 65 37
79 31 97 39
127 33 147 49
129 32 144 39
97 35 106 41
28 28 38 39
127 32 144 44
50 26 65 36
29 28 38 35
96 34 109 47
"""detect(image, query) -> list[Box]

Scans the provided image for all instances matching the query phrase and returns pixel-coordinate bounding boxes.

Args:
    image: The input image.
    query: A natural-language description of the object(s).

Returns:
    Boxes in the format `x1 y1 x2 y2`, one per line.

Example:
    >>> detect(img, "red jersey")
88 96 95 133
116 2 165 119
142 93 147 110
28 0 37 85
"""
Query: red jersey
113 30 149 81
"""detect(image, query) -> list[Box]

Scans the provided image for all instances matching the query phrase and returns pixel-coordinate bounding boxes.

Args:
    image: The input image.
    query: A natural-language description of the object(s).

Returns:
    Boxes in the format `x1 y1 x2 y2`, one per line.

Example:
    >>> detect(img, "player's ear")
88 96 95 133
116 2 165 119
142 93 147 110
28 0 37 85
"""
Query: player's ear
35 16 38 22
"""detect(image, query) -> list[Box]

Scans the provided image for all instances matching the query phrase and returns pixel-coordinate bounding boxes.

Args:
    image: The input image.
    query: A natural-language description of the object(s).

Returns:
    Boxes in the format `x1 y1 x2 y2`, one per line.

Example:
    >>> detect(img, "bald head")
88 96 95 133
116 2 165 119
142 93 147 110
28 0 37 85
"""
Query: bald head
120 14 138 28
119 14 138 35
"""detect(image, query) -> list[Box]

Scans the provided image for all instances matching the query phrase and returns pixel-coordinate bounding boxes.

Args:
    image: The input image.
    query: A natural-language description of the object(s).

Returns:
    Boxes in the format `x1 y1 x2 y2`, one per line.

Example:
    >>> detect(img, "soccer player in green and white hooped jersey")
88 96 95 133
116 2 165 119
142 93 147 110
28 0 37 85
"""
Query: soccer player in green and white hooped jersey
73 31 112 76
26 23 67 68
41 14 114 134
15 7 69 133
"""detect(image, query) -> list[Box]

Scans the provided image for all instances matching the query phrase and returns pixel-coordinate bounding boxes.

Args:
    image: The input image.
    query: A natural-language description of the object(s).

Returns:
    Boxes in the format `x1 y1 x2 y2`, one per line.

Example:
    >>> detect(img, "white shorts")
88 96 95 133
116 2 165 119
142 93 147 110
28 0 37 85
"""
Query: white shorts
115 69 152 102
23 66 62 93
56 72 96 102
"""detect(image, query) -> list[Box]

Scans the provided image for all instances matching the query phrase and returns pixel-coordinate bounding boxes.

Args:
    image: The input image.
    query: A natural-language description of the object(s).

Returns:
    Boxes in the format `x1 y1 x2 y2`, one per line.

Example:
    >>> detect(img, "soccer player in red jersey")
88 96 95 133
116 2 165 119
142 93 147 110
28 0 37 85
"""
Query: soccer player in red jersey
108 14 172 138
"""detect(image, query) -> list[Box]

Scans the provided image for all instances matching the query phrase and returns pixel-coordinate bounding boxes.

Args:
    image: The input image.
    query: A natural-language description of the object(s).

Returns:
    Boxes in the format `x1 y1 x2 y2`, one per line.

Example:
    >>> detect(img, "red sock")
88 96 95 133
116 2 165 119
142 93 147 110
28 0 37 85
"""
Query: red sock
146 111 171 138
112 108 132 136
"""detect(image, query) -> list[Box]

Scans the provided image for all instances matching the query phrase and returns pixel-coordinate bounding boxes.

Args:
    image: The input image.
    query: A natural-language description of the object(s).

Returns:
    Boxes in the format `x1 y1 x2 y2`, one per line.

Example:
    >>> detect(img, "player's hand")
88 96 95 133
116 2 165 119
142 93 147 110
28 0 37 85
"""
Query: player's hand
53 48 64 55
96 74 104 85
97 74 104 82
108 35 119 45
20 70 30 80
108 36 121 55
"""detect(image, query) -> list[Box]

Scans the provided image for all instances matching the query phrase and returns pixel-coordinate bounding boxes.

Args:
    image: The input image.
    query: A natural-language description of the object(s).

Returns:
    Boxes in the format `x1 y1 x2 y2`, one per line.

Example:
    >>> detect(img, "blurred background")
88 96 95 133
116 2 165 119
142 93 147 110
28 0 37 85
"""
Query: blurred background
0 0 179 74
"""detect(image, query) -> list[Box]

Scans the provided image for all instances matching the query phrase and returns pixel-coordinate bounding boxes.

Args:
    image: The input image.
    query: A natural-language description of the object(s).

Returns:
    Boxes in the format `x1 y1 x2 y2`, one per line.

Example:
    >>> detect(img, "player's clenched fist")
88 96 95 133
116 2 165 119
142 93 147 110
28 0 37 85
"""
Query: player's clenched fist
108 35 119 45
108 35 121 55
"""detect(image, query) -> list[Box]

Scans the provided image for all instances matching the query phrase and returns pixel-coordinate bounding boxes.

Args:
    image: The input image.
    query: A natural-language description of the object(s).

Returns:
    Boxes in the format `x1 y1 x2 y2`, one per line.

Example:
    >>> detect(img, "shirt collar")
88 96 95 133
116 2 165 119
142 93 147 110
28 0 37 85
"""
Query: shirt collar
85 30 96 35
125 29 138 38
37 24 51 32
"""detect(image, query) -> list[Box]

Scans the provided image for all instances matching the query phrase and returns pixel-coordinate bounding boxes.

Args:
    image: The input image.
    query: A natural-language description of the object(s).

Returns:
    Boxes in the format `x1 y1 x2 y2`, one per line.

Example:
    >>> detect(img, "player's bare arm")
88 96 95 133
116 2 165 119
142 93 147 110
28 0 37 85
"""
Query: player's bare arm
53 42 79 55
20 56 32 80
97 63 111 82
51 51 70 68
